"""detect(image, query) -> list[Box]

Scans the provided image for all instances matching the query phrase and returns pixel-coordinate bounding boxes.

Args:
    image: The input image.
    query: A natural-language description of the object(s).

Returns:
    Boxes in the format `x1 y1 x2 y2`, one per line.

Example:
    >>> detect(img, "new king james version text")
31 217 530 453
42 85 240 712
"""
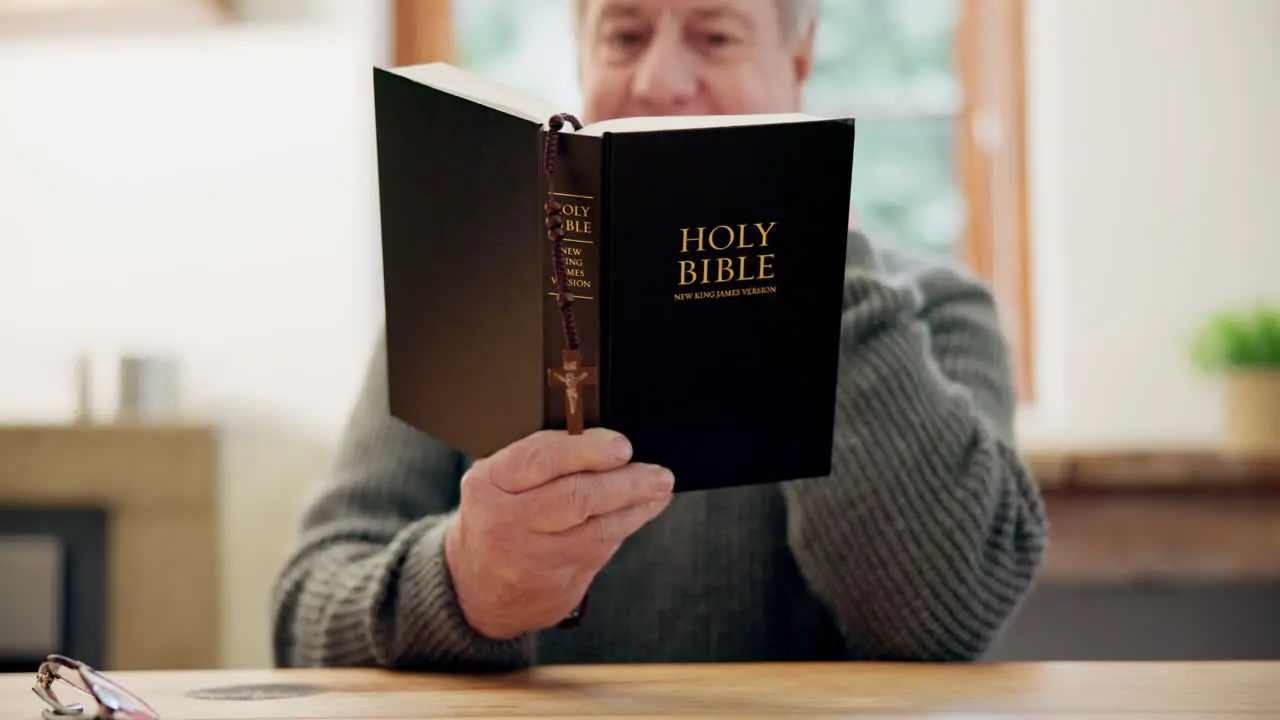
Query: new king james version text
674 222 778 302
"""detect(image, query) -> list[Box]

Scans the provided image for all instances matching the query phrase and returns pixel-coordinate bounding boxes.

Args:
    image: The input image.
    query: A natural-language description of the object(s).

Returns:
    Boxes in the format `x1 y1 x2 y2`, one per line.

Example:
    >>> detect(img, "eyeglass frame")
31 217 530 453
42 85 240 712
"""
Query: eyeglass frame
32 654 160 720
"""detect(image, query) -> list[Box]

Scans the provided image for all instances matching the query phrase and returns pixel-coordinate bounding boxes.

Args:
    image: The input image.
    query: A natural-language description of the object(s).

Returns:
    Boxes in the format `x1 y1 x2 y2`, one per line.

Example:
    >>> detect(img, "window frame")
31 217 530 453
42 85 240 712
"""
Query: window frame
957 0 1034 401
391 0 1034 400
392 0 454 68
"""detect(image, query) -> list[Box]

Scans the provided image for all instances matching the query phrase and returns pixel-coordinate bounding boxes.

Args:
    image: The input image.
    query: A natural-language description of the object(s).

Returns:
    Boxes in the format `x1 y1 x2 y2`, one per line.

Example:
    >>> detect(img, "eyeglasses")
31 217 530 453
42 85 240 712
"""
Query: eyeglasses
32 654 160 720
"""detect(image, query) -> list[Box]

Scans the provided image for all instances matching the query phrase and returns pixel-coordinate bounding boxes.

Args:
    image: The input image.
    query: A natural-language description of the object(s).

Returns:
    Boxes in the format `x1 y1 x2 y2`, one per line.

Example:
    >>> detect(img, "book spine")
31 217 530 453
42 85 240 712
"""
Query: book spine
543 132 604 431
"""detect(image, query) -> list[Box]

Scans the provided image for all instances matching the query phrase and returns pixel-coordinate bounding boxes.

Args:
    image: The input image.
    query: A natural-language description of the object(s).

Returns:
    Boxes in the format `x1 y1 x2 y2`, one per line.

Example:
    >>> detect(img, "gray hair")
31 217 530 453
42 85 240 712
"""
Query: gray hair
570 0 821 44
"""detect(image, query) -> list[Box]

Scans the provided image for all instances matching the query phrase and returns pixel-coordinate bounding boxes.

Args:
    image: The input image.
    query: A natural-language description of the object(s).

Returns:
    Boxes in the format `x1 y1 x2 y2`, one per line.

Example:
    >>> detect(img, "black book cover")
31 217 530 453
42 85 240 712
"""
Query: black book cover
374 63 855 492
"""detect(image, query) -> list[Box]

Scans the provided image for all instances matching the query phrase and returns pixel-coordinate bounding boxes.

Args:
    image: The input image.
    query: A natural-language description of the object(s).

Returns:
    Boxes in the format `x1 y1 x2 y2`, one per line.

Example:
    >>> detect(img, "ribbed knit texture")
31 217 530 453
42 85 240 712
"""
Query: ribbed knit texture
270 231 1047 670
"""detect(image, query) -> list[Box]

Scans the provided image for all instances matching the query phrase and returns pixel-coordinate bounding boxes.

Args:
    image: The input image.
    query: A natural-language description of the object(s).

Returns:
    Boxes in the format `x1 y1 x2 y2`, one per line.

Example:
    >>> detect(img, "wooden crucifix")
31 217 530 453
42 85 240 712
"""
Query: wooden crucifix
548 348 596 435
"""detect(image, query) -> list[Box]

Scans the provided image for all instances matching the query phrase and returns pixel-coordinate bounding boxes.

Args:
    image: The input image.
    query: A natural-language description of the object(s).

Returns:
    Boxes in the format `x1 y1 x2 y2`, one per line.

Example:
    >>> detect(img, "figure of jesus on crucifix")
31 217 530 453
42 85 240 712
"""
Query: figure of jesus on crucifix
548 349 597 435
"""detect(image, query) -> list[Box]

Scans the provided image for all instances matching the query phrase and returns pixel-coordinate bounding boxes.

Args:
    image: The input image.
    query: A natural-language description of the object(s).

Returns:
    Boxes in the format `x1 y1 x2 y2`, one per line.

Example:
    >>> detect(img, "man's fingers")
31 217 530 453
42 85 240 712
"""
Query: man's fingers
483 428 633 493
525 463 674 533
560 494 673 550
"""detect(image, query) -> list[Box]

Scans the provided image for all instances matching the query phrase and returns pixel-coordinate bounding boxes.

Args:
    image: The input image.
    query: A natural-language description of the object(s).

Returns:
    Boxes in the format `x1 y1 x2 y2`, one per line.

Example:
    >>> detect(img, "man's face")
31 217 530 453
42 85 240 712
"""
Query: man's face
576 0 815 123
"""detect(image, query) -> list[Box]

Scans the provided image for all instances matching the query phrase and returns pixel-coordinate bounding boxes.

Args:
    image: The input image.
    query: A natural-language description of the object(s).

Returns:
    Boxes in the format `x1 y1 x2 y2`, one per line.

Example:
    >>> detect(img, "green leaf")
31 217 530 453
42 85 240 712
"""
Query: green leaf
1189 304 1280 372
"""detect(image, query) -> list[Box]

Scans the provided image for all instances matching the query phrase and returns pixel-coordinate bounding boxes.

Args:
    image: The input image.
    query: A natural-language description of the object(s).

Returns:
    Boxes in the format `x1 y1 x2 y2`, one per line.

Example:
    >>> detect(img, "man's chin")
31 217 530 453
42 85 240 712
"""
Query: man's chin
610 108 717 120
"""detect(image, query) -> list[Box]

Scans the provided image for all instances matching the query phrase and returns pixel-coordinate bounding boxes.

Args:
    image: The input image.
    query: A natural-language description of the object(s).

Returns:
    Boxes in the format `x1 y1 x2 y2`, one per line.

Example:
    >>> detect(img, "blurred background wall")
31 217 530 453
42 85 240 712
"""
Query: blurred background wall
1 0 392 669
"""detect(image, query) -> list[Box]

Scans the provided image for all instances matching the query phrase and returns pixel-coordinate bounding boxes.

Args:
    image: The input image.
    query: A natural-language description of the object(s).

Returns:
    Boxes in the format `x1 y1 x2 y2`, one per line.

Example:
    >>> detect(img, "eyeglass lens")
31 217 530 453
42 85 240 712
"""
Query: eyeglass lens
35 656 160 720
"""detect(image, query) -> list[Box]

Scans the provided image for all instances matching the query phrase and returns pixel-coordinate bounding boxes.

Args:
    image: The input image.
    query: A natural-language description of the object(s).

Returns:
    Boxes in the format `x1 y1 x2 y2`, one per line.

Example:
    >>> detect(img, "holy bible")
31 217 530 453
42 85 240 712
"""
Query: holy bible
374 62 855 492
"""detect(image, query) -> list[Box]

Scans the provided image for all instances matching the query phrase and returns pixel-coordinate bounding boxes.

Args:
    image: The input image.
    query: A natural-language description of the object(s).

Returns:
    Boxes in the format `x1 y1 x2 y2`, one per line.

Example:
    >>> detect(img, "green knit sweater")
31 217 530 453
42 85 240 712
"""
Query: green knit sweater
270 230 1047 670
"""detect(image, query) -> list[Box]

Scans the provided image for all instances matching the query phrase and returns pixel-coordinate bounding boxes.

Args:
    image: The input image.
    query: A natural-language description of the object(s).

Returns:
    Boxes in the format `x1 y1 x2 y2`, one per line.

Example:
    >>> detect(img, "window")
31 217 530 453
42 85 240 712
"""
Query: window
393 0 1033 400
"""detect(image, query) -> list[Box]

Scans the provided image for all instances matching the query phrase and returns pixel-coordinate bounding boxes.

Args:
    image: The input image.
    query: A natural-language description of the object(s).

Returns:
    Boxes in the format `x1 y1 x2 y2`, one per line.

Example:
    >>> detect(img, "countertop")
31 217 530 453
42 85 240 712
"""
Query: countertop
6 662 1280 718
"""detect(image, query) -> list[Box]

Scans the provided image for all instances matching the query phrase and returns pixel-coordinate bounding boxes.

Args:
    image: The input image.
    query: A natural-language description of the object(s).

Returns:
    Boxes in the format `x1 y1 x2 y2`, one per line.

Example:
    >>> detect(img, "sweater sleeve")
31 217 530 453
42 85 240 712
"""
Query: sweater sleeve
269 330 533 671
780 233 1048 662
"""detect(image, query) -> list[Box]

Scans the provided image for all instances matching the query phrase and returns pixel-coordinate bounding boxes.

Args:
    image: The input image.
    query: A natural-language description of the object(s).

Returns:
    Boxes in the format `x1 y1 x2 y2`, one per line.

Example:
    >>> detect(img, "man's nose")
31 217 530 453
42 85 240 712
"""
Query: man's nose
630 21 697 114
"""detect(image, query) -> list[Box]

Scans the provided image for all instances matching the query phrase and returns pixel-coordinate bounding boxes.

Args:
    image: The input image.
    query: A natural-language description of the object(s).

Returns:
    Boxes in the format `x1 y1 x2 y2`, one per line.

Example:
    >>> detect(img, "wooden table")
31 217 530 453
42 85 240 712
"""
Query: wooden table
4 662 1280 719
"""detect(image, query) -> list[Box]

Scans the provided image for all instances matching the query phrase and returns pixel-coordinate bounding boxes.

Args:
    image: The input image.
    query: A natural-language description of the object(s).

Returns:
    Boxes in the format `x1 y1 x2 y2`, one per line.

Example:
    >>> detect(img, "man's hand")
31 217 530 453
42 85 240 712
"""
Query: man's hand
444 427 674 640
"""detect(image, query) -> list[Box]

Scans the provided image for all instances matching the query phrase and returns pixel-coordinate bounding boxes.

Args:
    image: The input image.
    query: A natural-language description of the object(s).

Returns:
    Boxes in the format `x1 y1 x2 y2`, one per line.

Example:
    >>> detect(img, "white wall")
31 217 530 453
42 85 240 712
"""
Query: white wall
1016 0 1280 449
0 2 389 668
0 0 1275 669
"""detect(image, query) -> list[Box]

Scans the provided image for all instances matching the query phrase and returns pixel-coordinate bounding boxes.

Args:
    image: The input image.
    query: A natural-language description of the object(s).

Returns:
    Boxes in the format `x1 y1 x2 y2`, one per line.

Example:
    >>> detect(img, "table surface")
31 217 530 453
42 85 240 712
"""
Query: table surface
3 662 1279 719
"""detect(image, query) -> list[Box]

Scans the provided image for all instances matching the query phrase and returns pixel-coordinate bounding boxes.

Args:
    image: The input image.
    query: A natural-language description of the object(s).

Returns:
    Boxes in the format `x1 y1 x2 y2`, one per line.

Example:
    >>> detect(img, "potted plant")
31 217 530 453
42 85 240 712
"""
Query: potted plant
1190 305 1280 453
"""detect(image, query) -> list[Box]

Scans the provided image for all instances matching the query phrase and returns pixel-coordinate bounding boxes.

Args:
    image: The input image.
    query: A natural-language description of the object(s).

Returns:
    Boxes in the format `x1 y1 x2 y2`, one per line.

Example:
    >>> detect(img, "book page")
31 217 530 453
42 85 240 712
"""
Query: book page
389 62 560 124
579 112 825 135
387 63 837 135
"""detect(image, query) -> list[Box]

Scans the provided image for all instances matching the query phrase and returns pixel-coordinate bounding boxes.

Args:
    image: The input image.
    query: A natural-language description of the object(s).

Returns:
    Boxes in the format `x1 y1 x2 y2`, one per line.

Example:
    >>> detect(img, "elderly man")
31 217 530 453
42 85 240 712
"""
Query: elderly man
271 0 1046 671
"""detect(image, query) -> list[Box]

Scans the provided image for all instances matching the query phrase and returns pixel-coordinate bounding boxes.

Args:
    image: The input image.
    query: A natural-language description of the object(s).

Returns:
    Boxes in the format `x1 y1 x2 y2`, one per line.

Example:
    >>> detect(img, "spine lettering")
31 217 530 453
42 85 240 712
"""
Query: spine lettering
543 132 604 430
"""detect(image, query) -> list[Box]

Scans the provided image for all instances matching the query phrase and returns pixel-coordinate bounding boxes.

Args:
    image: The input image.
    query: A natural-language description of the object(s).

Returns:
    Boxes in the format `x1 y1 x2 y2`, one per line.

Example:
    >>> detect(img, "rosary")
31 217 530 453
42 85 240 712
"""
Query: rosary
544 112 595 628
544 112 597 437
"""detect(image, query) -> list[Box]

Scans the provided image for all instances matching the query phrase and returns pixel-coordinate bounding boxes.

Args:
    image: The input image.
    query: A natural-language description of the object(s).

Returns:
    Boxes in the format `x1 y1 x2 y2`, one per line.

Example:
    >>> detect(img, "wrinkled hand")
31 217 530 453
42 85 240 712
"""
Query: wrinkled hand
444 427 674 640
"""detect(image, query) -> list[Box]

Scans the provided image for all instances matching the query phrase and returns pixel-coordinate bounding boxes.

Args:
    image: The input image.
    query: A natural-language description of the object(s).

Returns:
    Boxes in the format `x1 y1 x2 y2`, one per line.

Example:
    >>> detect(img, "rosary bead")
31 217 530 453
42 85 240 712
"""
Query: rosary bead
549 115 564 131
546 214 562 229
548 227 565 241
545 200 562 214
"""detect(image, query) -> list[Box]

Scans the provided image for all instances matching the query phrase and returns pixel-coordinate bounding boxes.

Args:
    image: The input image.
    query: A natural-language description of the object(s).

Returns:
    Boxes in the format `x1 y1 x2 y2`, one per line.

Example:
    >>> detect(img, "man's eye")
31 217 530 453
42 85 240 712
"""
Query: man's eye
606 29 645 47
696 31 742 50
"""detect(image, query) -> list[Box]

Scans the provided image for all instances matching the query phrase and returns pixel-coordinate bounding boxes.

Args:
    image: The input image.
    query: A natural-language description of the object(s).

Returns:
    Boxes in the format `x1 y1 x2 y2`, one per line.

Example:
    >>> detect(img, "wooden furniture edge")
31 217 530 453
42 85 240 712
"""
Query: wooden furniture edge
1028 448 1280 494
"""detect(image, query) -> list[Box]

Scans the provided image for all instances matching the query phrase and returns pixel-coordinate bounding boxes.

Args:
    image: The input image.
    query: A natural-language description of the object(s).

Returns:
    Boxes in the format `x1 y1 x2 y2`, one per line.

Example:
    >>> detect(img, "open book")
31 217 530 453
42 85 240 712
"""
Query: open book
374 62 856 492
